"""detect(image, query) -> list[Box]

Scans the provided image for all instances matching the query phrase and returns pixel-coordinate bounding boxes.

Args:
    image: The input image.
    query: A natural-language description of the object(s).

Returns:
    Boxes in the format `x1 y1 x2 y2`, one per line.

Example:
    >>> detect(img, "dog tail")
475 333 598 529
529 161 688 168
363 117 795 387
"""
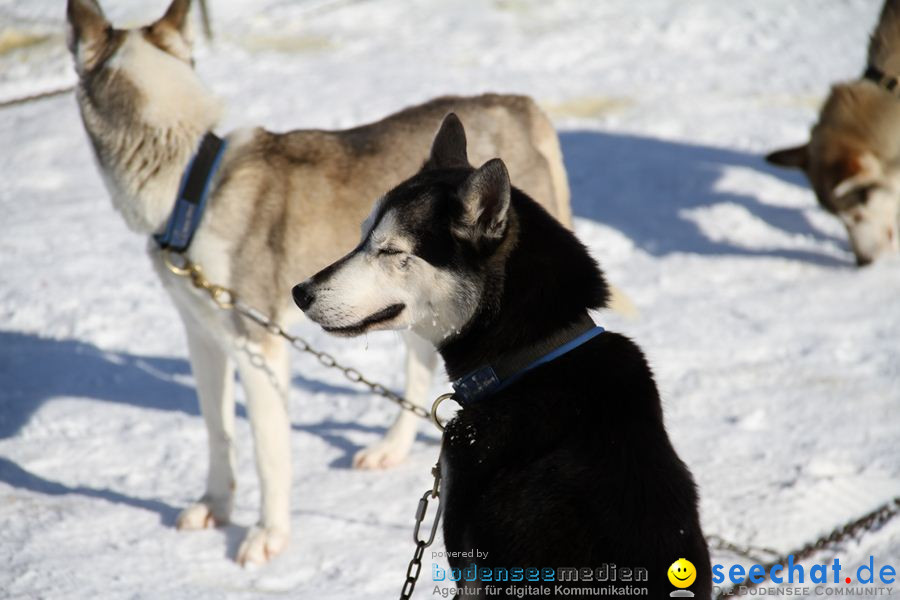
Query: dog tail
528 102 573 229
606 284 640 319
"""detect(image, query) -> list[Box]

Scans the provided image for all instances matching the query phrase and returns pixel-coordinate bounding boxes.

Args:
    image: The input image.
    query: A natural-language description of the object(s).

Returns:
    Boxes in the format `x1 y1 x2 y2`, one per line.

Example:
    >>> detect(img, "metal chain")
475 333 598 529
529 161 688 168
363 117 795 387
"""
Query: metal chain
712 496 900 599
400 456 443 600
162 249 900 598
232 335 289 402
161 250 431 419
707 534 780 564
0 86 74 110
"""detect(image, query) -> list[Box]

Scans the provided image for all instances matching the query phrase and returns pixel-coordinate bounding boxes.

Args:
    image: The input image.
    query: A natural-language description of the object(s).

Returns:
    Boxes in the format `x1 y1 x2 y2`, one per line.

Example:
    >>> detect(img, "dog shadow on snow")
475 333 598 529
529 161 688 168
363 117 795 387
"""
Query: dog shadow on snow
0 133 846 529
0 330 418 526
560 130 849 266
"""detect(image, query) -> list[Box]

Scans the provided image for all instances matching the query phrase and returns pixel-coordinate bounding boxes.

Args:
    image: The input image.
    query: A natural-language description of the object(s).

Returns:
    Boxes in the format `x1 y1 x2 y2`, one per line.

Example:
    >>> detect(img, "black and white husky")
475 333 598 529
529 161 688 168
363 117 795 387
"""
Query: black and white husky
294 115 711 597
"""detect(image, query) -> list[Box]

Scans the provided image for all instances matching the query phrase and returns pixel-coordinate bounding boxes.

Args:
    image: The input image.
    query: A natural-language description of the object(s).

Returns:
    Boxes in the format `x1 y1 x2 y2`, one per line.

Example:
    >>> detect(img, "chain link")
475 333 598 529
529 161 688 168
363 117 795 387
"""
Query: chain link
400 458 443 600
161 250 430 420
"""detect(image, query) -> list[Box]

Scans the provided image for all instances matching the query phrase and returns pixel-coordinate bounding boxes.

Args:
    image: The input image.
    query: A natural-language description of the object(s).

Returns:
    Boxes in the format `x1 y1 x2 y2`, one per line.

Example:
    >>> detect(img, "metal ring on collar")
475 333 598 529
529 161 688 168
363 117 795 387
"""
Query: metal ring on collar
162 249 192 276
430 392 457 431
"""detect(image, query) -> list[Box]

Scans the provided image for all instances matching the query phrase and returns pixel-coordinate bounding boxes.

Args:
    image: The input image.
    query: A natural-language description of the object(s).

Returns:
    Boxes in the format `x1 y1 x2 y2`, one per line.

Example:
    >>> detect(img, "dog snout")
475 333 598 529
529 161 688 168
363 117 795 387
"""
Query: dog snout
292 282 315 311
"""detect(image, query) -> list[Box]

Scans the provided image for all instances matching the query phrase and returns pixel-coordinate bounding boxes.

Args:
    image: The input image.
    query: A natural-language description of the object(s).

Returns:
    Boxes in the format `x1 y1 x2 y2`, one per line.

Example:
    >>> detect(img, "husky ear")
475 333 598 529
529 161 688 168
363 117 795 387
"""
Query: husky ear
833 152 883 198
457 159 511 240
158 0 193 36
765 144 809 171
149 0 194 62
426 113 469 170
66 0 110 67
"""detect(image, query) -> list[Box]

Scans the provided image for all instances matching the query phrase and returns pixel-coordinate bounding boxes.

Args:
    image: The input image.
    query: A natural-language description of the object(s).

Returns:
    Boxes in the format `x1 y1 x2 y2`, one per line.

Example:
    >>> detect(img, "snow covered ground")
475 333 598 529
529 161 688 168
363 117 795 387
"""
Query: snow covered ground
0 0 898 598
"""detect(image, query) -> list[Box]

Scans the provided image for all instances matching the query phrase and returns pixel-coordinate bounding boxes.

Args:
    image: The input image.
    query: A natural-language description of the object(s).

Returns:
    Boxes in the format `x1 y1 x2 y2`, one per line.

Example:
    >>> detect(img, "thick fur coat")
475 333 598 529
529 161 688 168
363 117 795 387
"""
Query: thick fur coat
296 115 711 598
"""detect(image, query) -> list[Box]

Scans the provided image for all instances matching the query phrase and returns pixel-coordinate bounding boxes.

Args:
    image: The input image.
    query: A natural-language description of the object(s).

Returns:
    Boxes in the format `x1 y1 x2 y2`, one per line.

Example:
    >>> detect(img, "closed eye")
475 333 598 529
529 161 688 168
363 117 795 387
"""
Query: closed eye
378 247 404 256
837 184 875 209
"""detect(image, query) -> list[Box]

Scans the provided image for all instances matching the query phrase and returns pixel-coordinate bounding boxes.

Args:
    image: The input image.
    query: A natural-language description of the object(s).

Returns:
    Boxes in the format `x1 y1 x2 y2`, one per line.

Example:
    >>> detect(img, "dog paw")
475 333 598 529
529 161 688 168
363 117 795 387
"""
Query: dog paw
237 525 289 566
176 499 229 530
353 438 412 469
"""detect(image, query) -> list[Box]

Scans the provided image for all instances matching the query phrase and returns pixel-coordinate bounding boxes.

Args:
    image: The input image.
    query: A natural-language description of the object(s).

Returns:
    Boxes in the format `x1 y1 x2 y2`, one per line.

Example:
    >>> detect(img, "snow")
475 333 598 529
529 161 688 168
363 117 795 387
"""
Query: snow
0 0 898 598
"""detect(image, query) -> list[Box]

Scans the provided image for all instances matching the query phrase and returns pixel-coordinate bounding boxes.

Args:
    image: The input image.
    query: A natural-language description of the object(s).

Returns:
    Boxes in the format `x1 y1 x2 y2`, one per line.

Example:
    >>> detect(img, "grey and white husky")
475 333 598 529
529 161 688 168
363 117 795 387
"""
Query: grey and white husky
65 0 613 565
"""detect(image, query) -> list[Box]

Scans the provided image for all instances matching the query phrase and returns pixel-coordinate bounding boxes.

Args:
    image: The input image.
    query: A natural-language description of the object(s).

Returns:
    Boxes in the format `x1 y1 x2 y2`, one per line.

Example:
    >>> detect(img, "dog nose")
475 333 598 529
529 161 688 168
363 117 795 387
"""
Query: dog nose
292 283 315 310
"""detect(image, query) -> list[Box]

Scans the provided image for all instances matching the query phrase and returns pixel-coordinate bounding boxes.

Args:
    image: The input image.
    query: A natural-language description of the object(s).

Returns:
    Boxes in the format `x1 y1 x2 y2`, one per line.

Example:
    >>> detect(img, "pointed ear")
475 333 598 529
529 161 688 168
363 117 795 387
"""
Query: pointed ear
147 0 194 62
66 0 109 66
457 159 511 240
765 144 809 170
833 152 883 198
157 0 193 36
426 113 469 170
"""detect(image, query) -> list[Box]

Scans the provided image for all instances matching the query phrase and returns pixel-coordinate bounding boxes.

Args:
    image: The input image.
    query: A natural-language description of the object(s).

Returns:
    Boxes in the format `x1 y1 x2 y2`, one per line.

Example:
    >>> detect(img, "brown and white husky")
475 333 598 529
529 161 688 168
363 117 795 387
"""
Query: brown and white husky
66 0 630 565
767 0 900 265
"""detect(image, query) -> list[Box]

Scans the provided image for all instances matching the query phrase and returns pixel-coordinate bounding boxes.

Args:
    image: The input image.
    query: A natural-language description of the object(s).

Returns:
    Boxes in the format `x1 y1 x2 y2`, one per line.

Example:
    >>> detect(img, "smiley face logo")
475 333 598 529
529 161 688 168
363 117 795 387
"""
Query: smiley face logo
667 558 696 589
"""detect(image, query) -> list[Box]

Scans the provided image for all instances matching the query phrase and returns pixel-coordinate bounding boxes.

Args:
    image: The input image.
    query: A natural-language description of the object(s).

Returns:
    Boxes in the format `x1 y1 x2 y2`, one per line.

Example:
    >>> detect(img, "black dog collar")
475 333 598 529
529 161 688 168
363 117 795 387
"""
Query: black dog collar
154 132 228 253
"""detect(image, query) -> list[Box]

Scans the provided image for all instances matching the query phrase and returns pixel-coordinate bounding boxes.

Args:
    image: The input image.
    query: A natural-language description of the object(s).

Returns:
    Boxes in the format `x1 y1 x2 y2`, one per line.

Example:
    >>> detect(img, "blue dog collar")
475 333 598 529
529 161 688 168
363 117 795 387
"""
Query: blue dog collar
452 320 605 406
154 132 227 253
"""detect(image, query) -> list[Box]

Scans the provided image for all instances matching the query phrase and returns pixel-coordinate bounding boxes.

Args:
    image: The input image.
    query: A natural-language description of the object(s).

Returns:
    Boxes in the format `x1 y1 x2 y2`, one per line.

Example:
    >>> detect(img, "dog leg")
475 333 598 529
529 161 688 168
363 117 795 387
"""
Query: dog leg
176 320 237 530
353 330 437 469
232 335 292 566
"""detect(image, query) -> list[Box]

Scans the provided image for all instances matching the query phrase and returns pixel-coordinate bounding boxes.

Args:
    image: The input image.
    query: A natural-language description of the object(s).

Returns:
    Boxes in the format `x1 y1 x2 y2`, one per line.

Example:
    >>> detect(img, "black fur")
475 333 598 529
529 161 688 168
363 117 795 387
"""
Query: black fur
378 162 711 598
299 114 712 597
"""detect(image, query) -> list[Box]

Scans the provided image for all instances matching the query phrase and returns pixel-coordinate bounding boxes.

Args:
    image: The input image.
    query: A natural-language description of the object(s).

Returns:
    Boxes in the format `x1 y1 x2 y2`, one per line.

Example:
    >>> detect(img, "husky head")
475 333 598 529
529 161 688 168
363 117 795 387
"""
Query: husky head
766 84 900 267
292 115 495 344
294 114 608 355
66 0 222 233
